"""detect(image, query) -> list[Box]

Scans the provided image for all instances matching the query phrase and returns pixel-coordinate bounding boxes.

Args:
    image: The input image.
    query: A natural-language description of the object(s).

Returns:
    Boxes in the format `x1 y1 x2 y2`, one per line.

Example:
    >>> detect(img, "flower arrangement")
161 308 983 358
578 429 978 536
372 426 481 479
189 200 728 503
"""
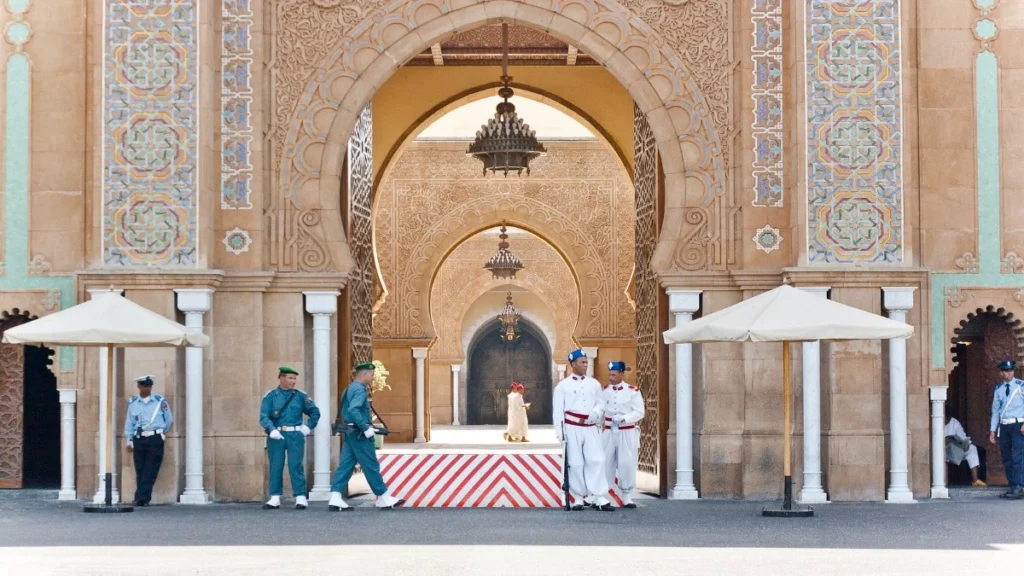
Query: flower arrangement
370 359 390 394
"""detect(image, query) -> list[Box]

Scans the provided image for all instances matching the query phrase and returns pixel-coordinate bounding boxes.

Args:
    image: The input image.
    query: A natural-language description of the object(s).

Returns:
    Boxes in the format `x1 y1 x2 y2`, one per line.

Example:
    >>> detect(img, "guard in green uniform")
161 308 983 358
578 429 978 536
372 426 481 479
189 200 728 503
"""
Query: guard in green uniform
327 362 405 511
259 366 320 510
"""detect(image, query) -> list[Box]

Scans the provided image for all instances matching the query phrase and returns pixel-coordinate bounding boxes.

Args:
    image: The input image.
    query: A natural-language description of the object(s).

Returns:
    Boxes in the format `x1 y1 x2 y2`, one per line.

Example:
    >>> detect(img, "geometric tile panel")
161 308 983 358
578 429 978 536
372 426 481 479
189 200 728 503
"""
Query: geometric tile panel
806 0 904 263
103 0 198 266
751 0 784 207
221 0 253 209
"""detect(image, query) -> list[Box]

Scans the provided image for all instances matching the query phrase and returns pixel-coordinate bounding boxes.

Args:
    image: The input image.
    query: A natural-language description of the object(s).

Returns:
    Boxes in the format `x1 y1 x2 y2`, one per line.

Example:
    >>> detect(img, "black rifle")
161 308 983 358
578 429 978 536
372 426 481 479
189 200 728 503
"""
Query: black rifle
332 403 392 437
561 421 571 511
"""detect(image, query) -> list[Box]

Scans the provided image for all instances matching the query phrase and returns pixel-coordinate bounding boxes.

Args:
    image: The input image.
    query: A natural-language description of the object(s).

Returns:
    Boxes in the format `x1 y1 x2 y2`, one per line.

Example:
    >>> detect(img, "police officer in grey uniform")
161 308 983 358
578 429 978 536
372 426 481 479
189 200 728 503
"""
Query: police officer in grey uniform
989 360 1024 499
123 375 173 506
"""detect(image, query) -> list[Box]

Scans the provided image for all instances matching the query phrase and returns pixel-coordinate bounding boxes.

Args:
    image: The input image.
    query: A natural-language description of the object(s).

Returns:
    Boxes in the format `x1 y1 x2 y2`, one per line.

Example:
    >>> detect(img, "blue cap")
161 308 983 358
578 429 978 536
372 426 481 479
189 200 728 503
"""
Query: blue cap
998 360 1016 371
568 349 587 363
608 361 626 372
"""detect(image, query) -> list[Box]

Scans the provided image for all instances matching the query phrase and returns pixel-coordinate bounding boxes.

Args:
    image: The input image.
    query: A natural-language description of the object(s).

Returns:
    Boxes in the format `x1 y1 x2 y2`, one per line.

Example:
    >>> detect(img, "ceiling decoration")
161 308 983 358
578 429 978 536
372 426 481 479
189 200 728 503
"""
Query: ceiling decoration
406 24 599 67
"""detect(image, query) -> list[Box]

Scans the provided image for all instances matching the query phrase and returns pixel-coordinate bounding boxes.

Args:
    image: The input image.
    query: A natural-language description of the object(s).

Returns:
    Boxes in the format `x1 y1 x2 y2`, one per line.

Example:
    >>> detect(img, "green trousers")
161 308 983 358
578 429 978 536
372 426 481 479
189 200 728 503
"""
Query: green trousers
268 431 306 496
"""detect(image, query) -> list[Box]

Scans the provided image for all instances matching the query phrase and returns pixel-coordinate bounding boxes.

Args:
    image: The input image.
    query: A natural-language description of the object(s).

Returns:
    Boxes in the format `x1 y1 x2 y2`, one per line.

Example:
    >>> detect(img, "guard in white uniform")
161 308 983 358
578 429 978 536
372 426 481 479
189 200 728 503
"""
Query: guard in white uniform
601 361 644 508
553 349 613 511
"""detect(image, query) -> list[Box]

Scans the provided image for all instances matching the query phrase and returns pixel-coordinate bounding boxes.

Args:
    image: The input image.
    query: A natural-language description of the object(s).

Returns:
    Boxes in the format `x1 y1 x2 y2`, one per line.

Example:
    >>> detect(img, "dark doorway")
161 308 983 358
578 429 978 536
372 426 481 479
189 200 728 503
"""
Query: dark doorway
467 318 552 425
948 308 1022 486
22 345 59 487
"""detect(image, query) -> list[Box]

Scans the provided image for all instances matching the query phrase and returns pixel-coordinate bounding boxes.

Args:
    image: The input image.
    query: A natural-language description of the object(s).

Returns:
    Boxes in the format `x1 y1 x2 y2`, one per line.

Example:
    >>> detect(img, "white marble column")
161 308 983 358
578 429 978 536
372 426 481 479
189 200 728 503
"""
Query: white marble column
799 287 829 504
58 389 77 500
667 289 701 500
413 347 428 443
88 288 120 504
450 365 461 425
556 364 566 380
883 287 916 503
929 386 949 499
174 289 213 504
304 291 339 501
583 347 598 377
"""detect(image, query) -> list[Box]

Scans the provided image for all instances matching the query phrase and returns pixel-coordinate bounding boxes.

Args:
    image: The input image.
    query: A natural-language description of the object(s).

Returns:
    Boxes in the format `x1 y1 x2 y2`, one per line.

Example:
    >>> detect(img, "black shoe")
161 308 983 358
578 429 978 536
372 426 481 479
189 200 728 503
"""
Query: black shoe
295 503 307 510
571 505 584 511
623 503 637 509
261 503 280 510
594 503 616 512
583 501 594 508
999 487 1016 499
328 505 354 512
132 500 149 507
1008 488 1024 500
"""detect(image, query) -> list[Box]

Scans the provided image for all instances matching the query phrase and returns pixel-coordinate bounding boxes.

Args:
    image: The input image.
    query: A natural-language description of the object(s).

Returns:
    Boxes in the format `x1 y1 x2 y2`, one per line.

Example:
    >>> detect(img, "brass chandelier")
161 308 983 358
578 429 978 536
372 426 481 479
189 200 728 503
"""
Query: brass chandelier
497 291 522 344
483 222 524 280
467 23 546 176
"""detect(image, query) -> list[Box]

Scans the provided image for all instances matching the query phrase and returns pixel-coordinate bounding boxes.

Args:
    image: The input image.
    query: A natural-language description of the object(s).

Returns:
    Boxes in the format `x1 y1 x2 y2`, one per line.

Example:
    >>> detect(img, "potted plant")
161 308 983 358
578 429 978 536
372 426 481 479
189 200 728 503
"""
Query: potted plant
369 360 390 449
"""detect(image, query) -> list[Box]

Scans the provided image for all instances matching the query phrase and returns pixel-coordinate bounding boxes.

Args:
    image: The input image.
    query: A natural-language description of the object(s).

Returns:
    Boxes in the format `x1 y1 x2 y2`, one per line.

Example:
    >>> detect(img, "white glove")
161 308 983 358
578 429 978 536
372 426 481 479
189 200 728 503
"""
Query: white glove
554 429 563 443
363 427 376 439
269 429 284 440
586 410 601 425
613 415 625 424
299 424 311 436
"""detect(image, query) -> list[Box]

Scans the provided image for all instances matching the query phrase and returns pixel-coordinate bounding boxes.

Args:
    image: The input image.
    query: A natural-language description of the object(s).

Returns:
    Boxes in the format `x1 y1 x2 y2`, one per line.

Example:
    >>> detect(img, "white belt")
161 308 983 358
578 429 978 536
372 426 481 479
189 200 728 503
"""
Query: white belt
138 429 164 437
1000 418 1024 425
278 425 301 432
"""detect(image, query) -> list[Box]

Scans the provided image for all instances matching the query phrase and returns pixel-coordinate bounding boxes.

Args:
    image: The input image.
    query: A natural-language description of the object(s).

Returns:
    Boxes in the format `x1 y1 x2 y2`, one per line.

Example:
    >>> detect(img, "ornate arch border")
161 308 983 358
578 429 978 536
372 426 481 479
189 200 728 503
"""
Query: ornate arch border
949 305 1024 367
272 0 729 274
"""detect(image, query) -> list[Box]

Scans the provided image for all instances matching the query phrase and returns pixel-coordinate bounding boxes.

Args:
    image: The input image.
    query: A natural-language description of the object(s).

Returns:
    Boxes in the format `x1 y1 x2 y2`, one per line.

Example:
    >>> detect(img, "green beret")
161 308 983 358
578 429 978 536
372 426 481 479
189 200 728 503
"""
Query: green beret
278 366 299 376
354 362 376 372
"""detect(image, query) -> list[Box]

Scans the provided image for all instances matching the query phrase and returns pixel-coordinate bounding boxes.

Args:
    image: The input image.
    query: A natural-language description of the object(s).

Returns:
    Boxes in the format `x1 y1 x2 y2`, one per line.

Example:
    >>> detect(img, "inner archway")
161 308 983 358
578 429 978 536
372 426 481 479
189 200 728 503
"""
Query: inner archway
466 317 553 426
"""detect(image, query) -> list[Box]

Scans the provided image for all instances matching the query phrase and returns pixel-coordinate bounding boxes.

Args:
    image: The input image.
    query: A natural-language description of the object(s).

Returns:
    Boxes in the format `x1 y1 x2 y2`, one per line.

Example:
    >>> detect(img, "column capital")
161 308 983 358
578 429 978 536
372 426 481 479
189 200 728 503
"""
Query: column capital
798 286 830 298
583 346 598 359
666 289 701 314
175 288 213 313
928 385 948 401
303 291 339 315
882 287 916 311
451 364 461 373
412 347 428 360
58 389 77 403
88 287 123 298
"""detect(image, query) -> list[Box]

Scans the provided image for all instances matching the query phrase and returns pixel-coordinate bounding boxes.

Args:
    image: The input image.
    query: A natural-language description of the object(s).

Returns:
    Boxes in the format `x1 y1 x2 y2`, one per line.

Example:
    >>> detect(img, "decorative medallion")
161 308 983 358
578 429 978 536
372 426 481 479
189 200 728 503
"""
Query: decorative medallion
26 254 51 276
945 286 965 308
753 225 782 254
222 227 252 255
955 251 980 274
40 289 61 312
1001 252 1023 274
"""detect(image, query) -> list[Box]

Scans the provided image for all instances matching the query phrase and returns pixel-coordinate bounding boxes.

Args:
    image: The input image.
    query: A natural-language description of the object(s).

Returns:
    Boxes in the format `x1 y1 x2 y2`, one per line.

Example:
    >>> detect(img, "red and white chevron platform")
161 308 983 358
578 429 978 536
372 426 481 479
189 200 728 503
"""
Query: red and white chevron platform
378 450 625 508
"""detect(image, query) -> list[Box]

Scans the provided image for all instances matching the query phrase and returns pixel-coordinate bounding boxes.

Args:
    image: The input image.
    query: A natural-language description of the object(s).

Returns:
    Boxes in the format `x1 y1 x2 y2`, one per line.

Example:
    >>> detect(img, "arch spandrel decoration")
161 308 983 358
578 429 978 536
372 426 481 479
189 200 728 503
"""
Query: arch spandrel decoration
269 0 735 275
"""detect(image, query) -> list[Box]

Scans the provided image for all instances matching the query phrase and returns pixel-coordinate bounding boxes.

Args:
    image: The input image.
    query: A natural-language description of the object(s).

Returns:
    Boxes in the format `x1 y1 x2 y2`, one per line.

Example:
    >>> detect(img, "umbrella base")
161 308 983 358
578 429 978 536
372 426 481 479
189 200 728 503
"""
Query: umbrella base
82 503 134 514
761 504 813 518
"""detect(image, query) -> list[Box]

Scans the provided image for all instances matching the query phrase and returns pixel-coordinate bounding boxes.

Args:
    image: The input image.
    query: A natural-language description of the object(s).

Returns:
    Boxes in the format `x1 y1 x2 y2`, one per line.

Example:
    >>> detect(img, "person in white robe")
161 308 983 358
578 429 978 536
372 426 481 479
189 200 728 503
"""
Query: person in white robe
504 382 530 442
945 405 986 486
601 362 644 508
553 349 614 511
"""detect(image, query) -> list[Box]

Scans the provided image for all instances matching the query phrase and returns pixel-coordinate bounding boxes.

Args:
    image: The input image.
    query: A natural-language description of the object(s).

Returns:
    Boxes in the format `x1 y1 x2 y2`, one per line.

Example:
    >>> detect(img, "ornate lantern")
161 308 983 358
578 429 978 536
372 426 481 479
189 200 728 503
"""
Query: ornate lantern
497 291 521 344
467 23 546 176
483 222 524 280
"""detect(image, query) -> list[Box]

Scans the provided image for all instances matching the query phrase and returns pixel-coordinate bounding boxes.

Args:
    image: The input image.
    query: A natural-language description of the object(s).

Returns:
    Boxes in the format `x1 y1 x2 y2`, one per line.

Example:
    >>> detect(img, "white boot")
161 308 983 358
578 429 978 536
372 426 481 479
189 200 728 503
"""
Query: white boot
295 495 308 510
375 492 405 509
328 491 352 512
262 495 280 510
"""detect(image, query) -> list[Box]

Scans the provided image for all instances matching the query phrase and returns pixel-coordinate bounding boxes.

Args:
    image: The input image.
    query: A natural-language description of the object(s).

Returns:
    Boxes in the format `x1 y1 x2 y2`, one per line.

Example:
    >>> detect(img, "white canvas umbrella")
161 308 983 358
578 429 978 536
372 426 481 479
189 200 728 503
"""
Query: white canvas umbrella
2 292 209 512
662 284 913 515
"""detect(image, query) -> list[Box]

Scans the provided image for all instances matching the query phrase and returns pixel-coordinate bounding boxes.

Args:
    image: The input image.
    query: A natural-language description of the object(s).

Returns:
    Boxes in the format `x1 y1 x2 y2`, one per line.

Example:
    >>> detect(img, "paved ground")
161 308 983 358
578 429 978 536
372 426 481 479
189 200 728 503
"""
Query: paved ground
1 497 1022 574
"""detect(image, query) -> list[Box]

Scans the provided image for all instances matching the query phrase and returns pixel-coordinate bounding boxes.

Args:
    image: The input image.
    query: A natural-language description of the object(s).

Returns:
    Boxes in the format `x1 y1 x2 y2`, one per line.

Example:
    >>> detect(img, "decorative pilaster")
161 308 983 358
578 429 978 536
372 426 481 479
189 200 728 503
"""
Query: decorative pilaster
175 289 212 504
667 289 701 500
929 386 949 499
583 347 598 377
88 288 120 504
883 287 916 503
412 347 428 443
304 291 339 500
798 286 829 504
58 389 77 500
450 365 461 426
556 364 566 380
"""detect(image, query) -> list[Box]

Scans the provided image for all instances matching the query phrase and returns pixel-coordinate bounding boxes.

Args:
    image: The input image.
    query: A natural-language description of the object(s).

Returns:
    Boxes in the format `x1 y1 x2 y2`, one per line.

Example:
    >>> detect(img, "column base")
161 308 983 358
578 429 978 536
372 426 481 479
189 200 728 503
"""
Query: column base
798 488 829 504
179 491 212 505
414 436 426 443
308 488 332 501
930 487 949 499
668 486 699 500
58 489 77 501
93 490 121 504
885 489 917 503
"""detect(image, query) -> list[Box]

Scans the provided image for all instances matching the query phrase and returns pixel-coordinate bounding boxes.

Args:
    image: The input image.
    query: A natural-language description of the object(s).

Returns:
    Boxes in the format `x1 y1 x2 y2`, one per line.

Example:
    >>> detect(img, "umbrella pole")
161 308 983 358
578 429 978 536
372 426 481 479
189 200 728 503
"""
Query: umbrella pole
105 344 114 507
782 340 791 510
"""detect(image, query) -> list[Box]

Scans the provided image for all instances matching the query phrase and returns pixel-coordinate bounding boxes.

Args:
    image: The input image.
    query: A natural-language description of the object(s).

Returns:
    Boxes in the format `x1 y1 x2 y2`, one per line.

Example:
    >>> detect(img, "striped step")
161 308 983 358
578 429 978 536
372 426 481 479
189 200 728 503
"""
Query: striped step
378 452 624 508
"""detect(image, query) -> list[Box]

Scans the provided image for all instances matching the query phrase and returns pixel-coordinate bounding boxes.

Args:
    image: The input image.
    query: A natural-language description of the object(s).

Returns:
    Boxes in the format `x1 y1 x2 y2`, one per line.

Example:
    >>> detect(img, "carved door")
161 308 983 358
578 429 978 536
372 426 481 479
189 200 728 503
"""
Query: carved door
0 344 24 488
467 327 552 425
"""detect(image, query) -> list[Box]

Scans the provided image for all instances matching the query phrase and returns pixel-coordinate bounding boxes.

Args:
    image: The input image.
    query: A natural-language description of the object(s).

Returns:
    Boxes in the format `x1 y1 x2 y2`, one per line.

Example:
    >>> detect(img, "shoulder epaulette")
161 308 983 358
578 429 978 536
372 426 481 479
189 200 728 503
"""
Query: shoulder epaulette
263 388 277 398
128 395 139 404
628 385 639 391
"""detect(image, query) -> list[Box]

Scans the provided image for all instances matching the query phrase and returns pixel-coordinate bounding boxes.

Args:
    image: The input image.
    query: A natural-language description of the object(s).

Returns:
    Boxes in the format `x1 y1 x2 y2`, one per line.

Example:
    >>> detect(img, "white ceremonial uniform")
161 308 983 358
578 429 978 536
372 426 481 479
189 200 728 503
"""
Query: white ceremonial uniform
553 373 610 506
601 382 644 500
945 417 980 469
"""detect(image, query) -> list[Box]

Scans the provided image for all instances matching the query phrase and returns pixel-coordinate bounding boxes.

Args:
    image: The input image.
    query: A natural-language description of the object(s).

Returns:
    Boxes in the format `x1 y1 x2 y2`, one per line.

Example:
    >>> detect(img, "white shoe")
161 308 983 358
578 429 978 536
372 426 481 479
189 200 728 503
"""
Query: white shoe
262 495 280 510
328 491 352 512
375 493 406 509
295 495 308 509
